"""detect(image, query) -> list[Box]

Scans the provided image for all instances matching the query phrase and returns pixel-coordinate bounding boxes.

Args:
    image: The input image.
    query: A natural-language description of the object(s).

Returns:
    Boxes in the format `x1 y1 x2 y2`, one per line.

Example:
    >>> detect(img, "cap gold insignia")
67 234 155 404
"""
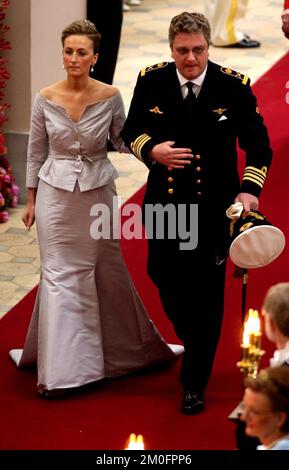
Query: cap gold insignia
256 106 260 114
247 211 264 220
149 106 163 114
240 222 253 232
213 108 227 115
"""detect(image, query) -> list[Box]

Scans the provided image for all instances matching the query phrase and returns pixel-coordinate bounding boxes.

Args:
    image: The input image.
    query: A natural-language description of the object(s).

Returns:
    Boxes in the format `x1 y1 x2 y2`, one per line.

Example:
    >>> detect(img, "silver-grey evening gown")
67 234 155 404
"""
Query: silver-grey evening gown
9 91 182 391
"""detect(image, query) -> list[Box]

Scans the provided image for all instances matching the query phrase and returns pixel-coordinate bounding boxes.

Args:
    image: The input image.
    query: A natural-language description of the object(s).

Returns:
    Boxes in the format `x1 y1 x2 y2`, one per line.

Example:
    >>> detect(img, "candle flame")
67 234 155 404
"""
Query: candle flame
239 308 264 377
125 433 145 450
242 309 261 345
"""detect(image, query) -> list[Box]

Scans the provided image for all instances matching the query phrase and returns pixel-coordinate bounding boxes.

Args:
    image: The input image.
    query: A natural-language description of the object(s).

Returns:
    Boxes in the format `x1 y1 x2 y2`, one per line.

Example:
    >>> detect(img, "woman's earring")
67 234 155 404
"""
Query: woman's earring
91 64 94 72
62 64 65 69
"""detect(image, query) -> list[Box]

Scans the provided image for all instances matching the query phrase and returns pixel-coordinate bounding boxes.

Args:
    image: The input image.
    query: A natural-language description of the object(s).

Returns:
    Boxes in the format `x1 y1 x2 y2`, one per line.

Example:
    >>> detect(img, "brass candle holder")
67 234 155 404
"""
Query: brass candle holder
237 309 265 378
229 309 265 421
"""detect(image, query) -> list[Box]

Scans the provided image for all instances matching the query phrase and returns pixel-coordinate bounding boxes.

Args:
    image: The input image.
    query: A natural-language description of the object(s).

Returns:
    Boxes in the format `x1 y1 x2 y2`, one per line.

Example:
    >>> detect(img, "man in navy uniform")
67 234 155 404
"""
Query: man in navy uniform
121 12 272 414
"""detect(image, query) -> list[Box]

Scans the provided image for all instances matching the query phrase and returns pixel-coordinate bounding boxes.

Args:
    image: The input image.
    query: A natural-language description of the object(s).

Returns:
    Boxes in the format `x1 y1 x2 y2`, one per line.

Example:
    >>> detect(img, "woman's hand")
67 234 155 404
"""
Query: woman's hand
22 188 37 230
22 204 35 230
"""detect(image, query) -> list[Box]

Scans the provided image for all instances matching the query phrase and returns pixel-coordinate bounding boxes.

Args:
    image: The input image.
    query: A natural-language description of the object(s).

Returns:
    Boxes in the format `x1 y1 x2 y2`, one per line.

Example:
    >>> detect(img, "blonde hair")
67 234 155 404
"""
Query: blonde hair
263 283 289 336
61 18 101 54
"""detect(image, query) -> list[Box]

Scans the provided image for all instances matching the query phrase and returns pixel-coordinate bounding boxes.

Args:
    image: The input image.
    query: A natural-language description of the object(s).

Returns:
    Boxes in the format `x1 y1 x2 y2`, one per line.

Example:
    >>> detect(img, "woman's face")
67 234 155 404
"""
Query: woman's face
63 34 98 77
242 388 283 443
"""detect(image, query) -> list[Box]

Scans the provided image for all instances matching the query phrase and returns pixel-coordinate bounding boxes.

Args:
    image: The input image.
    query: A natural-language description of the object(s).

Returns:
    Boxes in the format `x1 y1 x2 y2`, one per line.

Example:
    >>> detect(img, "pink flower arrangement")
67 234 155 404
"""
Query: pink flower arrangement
0 155 19 216
0 0 17 223
0 209 8 222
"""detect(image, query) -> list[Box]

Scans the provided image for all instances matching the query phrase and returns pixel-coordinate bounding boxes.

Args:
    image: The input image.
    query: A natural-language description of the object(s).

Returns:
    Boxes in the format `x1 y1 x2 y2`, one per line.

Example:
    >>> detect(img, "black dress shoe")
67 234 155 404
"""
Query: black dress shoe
181 391 205 415
222 36 260 48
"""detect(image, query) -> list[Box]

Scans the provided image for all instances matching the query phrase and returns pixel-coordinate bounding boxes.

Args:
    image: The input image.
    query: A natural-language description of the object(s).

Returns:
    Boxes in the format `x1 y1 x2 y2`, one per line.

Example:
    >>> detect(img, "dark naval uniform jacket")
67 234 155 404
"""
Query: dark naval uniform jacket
121 60 273 285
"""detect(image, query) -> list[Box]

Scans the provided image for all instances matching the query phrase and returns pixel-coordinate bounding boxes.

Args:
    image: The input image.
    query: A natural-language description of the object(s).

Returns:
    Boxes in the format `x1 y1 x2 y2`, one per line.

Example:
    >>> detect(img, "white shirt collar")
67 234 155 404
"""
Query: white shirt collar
269 340 289 367
176 66 208 90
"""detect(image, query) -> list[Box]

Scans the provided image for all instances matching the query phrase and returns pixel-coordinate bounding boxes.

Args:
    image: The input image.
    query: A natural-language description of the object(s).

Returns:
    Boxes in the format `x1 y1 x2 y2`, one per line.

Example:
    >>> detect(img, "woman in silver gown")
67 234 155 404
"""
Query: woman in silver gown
9 19 181 396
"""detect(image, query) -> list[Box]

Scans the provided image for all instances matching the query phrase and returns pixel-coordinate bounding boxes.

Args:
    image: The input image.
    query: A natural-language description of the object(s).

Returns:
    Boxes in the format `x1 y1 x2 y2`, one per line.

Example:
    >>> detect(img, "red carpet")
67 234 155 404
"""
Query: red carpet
0 53 289 451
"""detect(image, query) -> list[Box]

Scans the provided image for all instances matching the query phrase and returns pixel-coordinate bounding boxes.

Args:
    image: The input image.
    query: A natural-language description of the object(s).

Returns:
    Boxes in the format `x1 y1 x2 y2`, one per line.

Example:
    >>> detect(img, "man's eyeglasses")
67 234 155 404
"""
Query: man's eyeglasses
175 46 208 56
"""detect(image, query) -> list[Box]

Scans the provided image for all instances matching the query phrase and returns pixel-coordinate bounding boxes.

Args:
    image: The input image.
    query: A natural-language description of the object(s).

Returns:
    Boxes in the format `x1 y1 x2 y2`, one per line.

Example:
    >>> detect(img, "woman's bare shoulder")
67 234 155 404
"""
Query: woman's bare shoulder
91 80 119 101
39 81 65 100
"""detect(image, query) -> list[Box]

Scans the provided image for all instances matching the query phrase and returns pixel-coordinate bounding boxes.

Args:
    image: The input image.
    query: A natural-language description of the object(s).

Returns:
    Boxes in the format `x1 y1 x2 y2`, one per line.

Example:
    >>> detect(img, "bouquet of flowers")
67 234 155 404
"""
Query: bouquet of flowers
0 0 18 223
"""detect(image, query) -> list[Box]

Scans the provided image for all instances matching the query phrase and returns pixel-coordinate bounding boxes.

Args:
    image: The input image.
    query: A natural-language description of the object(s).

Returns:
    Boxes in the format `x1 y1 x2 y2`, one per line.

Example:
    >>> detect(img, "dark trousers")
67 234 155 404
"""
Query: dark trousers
87 0 123 84
155 249 226 393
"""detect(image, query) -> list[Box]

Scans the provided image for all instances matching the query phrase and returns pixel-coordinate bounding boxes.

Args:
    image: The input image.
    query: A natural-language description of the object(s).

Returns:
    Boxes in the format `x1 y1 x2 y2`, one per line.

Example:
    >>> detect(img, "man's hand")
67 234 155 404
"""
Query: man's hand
234 192 259 217
282 10 289 39
150 141 193 169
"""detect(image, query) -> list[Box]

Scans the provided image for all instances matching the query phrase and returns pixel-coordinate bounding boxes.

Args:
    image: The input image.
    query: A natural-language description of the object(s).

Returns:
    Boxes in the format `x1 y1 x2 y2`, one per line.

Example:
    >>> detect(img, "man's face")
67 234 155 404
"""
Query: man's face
171 32 209 80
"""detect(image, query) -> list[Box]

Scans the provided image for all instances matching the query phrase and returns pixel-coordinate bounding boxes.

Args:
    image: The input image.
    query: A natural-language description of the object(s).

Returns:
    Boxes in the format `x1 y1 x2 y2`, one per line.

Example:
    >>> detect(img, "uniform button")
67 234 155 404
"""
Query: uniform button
196 166 201 172
167 176 174 183
195 154 201 160
196 179 201 184
168 188 174 195
197 191 202 196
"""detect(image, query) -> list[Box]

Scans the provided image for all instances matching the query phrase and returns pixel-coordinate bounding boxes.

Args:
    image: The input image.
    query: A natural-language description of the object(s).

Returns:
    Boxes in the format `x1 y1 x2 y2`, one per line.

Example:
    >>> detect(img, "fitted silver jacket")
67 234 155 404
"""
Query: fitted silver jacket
26 91 129 191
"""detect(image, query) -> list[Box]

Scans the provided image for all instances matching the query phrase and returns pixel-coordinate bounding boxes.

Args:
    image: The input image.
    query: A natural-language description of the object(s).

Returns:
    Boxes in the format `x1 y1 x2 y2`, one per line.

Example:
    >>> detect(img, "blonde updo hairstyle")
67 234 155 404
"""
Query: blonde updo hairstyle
61 18 101 54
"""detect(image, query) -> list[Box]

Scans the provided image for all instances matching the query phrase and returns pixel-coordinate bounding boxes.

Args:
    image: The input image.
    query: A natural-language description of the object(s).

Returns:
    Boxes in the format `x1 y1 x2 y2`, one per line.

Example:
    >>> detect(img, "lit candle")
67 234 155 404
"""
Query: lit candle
247 309 261 349
249 332 261 348
125 433 145 450
241 309 261 358
238 308 264 376
246 309 260 335
253 332 261 349
242 321 250 346
241 344 250 360
241 317 250 360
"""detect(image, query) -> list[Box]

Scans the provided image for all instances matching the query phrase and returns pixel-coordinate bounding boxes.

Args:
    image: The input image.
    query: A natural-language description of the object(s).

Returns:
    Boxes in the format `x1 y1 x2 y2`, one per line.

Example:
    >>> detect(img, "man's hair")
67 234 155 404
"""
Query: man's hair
168 12 211 48
61 18 101 54
263 283 289 337
245 366 289 433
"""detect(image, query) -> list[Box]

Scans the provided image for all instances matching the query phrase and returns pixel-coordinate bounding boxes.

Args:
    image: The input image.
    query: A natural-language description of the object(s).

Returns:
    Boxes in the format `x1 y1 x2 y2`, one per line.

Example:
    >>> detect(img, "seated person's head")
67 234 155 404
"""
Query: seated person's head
241 366 289 446
262 283 289 344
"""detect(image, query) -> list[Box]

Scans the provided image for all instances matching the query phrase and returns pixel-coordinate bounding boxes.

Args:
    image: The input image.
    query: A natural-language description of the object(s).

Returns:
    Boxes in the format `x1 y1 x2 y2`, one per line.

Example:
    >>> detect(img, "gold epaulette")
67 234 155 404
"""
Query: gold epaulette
141 62 168 77
220 67 249 85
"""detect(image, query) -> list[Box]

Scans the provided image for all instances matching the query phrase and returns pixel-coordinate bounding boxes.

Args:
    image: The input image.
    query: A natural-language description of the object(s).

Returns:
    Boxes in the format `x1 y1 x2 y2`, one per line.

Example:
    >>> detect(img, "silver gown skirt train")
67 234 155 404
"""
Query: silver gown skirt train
9 180 182 391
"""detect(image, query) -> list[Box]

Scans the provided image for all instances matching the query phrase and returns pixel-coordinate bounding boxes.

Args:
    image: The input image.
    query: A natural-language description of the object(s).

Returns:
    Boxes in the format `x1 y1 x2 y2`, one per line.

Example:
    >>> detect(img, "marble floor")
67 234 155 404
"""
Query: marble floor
0 0 288 318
